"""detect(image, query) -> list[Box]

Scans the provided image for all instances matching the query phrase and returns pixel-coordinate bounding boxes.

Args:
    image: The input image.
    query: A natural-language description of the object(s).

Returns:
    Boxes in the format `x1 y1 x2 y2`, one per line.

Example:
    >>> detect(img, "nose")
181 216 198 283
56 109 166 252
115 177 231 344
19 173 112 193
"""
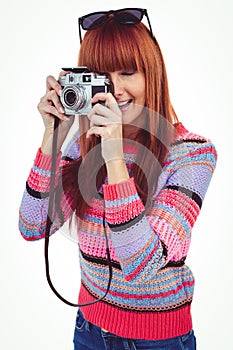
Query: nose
109 73 124 98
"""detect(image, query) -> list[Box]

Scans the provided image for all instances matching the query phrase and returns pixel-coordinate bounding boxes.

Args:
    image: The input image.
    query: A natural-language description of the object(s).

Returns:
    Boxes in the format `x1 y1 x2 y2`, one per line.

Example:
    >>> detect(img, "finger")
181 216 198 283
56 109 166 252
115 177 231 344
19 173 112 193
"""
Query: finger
59 70 71 77
86 126 105 139
41 90 65 114
92 92 121 116
46 75 62 95
91 92 114 103
38 101 69 121
89 103 121 122
89 114 120 128
89 114 106 128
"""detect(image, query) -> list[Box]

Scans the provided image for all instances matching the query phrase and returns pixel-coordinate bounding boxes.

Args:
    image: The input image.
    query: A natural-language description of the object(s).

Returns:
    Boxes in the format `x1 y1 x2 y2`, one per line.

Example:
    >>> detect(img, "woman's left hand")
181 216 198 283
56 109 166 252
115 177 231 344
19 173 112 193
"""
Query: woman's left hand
86 92 124 164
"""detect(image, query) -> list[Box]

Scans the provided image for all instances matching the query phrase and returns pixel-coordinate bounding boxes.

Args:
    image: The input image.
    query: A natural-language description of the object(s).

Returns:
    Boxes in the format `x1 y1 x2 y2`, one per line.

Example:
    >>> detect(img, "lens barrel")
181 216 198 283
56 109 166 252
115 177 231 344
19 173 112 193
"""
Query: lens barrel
61 85 86 111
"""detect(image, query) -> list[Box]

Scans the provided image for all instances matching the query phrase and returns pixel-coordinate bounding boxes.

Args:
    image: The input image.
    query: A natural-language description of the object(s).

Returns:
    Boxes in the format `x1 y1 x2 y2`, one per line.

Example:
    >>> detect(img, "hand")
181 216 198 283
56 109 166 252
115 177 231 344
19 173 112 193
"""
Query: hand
86 92 124 163
37 71 74 133
38 71 75 155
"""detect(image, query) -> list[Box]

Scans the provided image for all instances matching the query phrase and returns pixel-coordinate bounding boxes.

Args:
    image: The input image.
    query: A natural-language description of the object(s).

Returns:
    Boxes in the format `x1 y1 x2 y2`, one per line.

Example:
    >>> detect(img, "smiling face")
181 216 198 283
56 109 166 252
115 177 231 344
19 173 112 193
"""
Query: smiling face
109 70 146 127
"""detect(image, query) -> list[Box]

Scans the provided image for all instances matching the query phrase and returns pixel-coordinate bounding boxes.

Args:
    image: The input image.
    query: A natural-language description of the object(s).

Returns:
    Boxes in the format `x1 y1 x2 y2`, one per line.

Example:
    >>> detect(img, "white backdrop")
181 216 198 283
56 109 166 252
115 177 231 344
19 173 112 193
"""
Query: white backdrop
1 0 232 349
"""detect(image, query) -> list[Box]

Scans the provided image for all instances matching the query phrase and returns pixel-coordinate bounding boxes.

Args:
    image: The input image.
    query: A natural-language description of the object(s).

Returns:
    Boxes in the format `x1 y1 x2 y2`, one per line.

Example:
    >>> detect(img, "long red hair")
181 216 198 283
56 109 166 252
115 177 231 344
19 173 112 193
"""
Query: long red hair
61 18 178 219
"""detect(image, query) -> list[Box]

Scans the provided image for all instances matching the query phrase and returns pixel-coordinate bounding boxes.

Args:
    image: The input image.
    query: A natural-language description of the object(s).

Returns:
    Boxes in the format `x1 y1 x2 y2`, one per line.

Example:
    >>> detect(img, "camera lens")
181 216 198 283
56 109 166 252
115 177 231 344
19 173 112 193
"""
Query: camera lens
64 89 76 107
61 85 86 112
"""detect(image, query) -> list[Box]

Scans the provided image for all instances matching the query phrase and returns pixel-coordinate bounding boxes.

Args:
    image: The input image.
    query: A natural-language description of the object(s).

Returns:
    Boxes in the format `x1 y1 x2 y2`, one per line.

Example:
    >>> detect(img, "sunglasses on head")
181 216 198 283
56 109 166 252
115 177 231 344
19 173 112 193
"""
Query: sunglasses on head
78 8 156 44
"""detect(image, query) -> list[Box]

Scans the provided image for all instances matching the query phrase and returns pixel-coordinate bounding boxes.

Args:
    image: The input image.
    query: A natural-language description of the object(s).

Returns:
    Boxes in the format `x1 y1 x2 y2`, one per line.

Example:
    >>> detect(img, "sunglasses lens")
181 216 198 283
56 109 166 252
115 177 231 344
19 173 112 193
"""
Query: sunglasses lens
82 13 107 30
79 8 155 44
116 9 143 24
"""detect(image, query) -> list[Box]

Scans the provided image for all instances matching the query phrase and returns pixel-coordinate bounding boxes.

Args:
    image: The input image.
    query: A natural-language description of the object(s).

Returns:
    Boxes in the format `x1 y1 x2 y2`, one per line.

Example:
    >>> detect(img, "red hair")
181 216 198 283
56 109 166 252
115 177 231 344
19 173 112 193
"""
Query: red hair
61 18 178 219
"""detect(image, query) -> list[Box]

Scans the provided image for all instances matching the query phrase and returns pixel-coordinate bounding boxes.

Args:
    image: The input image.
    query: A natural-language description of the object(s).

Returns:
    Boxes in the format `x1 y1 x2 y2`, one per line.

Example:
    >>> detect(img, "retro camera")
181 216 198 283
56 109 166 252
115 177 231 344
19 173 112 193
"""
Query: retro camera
59 67 110 115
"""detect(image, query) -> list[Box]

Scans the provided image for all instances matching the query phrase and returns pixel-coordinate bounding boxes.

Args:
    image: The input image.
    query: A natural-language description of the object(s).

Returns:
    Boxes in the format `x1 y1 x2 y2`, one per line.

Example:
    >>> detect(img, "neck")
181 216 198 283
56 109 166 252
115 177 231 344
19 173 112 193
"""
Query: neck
123 125 140 140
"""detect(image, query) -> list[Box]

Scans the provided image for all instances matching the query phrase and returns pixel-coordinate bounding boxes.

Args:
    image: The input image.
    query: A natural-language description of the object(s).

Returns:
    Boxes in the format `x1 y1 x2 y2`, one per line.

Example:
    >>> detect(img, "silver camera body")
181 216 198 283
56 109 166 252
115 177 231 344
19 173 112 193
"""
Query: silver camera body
59 67 110 115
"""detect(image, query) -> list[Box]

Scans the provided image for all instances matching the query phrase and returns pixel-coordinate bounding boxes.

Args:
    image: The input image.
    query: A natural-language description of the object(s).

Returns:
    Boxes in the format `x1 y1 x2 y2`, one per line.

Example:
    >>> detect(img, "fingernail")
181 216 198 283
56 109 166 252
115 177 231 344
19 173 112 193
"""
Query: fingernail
59 107 64 113
64 116 70 121
59 90 62 96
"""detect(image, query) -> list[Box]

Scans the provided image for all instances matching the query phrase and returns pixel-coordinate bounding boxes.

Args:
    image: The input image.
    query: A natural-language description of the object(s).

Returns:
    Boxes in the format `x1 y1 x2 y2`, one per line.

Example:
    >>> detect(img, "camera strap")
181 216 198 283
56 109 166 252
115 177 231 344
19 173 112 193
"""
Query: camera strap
44 116 112 307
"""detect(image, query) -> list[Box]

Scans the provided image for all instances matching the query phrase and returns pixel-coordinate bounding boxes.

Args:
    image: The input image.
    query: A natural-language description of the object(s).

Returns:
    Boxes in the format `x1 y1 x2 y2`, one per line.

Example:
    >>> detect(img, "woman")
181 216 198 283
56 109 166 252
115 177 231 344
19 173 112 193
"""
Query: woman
19 8 217 350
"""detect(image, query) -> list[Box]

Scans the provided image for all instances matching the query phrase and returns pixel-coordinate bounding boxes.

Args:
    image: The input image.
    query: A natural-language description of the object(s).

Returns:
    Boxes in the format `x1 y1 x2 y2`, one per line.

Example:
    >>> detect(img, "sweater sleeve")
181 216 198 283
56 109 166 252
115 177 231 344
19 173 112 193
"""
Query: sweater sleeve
103 140 218 282
19 133 80 241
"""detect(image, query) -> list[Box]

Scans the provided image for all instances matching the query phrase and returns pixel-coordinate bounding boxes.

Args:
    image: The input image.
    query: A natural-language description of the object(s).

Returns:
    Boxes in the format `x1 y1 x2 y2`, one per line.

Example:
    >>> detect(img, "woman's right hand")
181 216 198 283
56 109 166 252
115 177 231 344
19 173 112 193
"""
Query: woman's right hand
38 71 75 155
38 71 73 128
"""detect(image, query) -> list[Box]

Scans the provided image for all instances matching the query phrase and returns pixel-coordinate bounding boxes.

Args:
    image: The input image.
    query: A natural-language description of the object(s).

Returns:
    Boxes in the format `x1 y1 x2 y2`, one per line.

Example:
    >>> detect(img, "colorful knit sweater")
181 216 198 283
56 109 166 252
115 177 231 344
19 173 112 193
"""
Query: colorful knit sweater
19 122 217 340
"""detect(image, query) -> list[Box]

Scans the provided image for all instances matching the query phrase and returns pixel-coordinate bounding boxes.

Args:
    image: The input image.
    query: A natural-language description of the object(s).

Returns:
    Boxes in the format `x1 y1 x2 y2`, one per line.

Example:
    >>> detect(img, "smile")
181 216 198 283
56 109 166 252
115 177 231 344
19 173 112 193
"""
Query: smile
117 99 132 111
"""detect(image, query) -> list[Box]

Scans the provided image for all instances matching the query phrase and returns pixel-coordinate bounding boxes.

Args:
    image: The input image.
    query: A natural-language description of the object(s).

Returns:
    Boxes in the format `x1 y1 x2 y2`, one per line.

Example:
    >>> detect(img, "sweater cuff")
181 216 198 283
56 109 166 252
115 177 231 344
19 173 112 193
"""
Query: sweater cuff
103 178 145 224
27 148 62 193
34 148 62 170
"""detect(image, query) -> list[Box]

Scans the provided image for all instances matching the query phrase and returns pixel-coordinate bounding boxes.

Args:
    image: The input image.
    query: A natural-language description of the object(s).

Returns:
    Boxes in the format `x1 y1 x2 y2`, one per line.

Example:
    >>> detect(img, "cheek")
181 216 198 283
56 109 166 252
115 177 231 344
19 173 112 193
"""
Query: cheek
137 80 146 104
131 104 144 120
137 91 146 106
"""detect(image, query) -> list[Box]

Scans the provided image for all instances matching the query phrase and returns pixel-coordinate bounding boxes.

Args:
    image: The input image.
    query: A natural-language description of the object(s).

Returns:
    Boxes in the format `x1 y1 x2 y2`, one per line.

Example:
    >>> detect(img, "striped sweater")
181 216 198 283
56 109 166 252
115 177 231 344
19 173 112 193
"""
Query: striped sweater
19 122 217 340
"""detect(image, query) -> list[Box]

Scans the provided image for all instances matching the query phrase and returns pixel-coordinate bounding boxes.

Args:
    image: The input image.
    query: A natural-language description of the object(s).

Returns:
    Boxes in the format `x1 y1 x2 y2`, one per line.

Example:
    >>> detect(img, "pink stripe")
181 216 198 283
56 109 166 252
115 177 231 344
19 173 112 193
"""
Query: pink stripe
105 198 144 224
20 231 45 241
79 286 193 340
125 240 160 281
189 145 217 160
156 190 200 226
82 262 194 300
164 144 217 167
103 177 137 201
34 148 62 170
79 232 119 261
111 280 194 300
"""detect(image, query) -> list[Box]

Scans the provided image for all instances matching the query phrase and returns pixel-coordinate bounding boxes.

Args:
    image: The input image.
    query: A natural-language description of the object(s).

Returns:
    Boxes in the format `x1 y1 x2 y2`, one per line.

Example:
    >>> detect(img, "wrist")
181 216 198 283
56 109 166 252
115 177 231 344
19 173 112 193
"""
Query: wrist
106 158 129 184
41 127 66 156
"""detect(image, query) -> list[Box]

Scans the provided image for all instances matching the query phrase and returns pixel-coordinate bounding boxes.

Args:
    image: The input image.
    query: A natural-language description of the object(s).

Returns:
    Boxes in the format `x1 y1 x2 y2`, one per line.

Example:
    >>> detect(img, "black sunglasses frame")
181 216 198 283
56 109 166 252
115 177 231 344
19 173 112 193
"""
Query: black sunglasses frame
78 8 156 44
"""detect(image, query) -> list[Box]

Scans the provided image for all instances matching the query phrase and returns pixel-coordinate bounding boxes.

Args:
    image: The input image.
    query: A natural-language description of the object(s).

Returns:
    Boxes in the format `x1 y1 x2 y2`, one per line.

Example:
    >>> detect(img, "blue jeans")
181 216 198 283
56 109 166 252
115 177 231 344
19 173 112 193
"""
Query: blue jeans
73 309 196 350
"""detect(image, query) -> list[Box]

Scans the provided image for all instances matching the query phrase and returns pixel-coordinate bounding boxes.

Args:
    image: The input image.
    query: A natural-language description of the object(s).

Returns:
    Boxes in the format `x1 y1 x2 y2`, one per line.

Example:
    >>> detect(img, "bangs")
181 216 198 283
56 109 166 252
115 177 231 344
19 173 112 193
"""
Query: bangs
78 21 144 73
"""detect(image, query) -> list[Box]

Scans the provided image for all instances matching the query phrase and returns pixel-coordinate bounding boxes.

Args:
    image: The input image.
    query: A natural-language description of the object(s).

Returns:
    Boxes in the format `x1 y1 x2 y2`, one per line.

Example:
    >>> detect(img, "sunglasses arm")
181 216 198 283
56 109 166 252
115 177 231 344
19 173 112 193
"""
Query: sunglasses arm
145 12 156 44
78 18 83 44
